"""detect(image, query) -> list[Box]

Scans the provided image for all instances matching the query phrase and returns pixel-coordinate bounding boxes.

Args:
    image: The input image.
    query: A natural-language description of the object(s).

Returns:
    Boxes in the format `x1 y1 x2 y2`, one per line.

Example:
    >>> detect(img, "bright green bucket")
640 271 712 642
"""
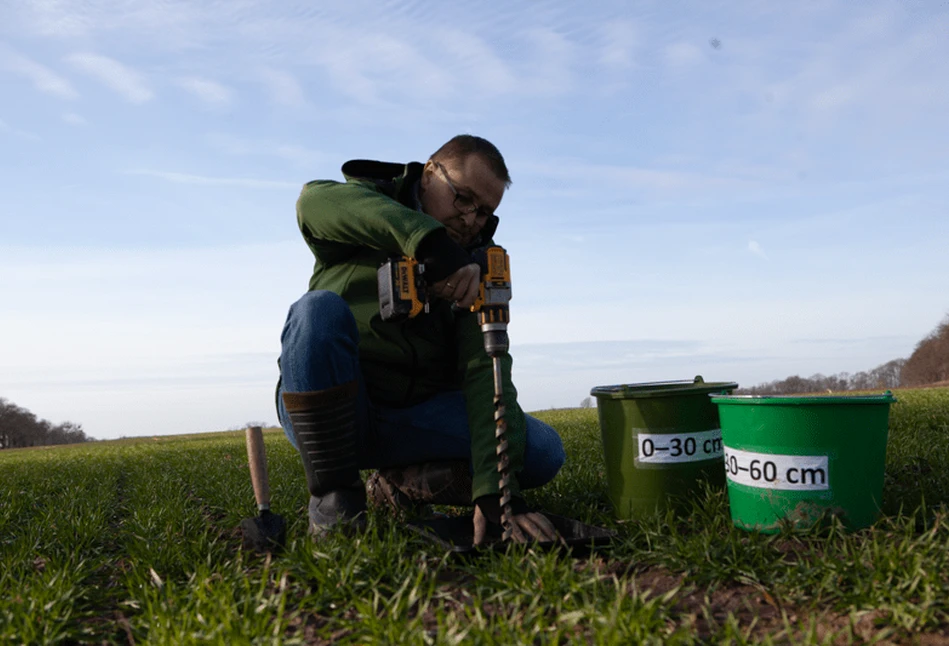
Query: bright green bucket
591 376 738 519
710 393 897 532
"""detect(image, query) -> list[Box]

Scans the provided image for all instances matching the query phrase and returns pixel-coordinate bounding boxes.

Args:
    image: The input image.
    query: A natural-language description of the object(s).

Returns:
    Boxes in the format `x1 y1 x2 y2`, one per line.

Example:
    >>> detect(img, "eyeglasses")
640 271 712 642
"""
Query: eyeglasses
433 161 495 220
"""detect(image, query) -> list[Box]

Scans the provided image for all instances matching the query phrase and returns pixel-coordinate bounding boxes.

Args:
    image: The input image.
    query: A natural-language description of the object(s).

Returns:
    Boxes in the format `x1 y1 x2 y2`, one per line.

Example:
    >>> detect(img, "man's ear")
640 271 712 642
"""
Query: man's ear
420 159 435 188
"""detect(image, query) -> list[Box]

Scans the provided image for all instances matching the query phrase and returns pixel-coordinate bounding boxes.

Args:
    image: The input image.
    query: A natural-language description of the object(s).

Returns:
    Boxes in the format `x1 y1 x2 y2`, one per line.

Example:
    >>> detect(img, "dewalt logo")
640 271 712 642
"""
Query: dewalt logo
399 265 411 294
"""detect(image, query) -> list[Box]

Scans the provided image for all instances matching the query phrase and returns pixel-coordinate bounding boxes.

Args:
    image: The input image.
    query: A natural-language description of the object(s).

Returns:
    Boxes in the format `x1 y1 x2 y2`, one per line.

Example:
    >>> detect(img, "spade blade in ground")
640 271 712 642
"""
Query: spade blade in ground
240 510 287 553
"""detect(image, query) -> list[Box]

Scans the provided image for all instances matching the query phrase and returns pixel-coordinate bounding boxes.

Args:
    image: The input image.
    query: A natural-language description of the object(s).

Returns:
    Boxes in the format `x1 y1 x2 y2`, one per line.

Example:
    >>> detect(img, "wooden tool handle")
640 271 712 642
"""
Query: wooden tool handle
245 426 271 511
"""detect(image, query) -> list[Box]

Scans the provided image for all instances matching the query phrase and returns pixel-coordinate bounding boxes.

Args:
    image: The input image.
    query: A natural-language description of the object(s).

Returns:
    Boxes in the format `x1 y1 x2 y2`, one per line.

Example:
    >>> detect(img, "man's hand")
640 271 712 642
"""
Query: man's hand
473 495 562 546
432 263 480 309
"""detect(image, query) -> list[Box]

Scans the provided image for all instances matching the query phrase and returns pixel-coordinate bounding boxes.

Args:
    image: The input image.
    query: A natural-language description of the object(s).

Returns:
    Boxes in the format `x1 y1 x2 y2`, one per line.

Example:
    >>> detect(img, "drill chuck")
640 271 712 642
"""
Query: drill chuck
475 273 510 358
481 325 511 357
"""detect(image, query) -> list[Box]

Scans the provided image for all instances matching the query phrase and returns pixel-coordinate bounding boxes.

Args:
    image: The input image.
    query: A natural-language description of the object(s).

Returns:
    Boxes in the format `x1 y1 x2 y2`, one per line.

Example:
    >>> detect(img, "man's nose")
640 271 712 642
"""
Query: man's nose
460 211 478 228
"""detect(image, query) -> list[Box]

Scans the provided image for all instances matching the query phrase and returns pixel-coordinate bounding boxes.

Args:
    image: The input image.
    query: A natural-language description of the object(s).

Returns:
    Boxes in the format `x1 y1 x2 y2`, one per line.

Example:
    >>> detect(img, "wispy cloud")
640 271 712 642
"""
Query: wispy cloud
256 67 305 107
430 31 517 96
0 117 41 141
598 21 640 69
5 0 94 37
663 41 705 68
123 169 299 190
304 28 453 105
748 240 768 259
5 0 207 46
758 8 949 130
205 133 325 166
525 159 759 196
809 84 858 112
0 48 78 99
176 76 233 107
65 52 153 104
520 28 577 96
61 112 87 126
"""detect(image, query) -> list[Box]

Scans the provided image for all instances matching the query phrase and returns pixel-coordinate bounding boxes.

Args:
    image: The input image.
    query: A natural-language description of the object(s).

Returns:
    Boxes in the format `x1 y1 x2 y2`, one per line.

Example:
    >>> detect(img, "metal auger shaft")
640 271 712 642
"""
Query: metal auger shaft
493 355 514 541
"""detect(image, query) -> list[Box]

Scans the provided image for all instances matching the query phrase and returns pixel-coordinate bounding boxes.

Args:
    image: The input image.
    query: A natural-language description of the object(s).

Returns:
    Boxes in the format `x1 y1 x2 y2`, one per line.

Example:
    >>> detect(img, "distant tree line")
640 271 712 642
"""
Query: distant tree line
739 312 949 395
0 398 92 449
901 314 949 387
735 358 906 395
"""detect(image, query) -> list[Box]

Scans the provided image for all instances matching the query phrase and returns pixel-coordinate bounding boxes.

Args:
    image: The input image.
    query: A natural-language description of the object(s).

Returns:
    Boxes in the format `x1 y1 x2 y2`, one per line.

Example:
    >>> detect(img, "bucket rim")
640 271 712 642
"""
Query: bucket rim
591 375 739 399
709 391 897 405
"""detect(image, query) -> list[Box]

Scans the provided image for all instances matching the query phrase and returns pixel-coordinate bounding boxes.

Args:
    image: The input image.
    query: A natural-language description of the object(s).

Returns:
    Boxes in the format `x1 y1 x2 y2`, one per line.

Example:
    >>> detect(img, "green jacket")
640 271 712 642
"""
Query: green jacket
295 159 525 501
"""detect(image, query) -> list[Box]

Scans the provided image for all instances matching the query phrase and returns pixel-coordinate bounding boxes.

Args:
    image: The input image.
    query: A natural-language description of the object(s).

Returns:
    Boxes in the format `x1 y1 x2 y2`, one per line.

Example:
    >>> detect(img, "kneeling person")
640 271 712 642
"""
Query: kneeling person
275 135 565 544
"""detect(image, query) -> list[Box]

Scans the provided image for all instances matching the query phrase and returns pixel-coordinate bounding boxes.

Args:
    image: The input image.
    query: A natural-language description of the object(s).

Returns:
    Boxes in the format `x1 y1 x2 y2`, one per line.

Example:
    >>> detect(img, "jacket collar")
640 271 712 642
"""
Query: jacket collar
340 158 500 246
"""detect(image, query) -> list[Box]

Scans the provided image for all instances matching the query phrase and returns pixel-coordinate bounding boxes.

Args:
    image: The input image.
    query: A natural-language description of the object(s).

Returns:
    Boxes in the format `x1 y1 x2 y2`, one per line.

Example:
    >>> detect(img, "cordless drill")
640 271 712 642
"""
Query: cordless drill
468 246 515 540
469 246 512 357
377 246 516 539
376 246 511 335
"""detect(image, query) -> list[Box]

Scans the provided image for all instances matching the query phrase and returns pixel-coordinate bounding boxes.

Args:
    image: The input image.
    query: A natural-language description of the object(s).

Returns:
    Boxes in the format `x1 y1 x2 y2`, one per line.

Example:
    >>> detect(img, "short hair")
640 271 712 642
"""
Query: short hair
430 135 512 187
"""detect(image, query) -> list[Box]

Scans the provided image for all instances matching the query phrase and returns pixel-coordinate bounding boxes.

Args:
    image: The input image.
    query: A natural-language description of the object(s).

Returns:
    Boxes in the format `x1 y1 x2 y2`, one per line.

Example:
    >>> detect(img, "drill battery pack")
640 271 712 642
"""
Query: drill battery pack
377 256 429 322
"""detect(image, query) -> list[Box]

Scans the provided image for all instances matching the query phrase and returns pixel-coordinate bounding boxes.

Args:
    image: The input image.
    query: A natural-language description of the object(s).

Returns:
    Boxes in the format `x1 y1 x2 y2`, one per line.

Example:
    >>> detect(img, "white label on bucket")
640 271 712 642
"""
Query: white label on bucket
634 429 724 464
723 446 830 491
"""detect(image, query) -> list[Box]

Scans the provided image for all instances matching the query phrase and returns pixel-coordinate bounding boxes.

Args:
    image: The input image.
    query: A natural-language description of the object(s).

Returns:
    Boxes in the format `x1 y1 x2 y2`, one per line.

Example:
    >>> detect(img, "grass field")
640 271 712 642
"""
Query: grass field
2 387 949 644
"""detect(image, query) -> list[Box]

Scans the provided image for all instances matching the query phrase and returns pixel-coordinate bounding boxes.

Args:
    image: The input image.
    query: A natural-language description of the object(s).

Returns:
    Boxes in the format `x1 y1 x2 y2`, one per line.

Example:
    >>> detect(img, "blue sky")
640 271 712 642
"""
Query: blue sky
2 0 947 440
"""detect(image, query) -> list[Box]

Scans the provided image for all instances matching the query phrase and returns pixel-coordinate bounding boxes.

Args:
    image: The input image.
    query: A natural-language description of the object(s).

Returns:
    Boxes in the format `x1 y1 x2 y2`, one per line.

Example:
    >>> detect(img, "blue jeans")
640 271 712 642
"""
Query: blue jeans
276 290 565 490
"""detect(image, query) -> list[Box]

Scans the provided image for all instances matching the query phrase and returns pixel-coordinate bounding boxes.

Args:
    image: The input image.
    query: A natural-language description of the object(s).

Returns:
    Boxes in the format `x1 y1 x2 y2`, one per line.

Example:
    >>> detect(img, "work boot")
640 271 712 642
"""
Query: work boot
365 460 472 517
365 470 417 516
282 381 366 537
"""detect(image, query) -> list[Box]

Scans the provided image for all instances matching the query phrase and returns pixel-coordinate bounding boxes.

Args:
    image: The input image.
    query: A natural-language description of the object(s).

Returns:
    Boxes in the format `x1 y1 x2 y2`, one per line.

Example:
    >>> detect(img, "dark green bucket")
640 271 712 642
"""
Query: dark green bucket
591 376 738 519
710 393 897 532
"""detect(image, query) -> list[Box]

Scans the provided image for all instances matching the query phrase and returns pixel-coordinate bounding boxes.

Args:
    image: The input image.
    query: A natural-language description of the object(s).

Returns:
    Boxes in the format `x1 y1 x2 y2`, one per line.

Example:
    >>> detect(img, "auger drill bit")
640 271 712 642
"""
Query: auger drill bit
470 246 514 542
493 355 514 541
